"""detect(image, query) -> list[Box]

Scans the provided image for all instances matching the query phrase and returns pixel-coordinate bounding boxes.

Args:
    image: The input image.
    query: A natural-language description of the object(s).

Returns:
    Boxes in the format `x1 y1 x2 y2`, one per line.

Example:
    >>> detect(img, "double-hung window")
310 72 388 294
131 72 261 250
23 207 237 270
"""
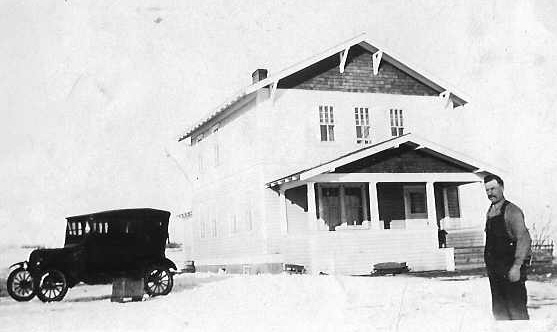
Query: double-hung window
390 109 404 137
354 107 371 144
404 185 428 219
319 105 335 141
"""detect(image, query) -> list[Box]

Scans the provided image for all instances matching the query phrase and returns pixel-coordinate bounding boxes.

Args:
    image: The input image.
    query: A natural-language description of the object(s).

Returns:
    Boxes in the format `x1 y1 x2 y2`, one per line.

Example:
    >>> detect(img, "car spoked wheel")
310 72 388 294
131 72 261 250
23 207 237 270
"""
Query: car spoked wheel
144 266 173 296
7 268 36 301
36 269 68 302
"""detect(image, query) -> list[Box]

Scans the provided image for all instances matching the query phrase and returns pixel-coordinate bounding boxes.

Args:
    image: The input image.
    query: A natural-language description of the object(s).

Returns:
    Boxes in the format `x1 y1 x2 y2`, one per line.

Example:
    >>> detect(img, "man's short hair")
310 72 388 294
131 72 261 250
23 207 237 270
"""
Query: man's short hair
484 174 504 187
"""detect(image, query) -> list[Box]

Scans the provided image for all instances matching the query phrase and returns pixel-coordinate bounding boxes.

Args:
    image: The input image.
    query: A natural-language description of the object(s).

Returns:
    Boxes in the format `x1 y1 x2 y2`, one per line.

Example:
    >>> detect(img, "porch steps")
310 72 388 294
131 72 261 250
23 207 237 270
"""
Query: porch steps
454 246 485 270
446 229 485 248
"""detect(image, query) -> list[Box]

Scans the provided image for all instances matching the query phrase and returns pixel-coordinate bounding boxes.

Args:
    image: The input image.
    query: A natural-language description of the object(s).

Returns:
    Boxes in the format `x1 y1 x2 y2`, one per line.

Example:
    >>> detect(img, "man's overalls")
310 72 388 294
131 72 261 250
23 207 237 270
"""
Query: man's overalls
484 200 529 320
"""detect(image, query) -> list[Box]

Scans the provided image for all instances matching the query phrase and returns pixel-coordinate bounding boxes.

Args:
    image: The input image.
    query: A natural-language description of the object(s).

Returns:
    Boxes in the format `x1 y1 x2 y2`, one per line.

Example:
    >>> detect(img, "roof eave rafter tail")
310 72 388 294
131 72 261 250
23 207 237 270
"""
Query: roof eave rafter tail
339 47 351 74
372 50 383 75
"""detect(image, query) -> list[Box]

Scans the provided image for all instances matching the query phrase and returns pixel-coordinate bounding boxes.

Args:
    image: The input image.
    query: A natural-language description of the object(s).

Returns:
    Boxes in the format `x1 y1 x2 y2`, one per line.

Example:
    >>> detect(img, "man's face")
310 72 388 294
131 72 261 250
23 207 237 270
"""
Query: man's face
484 179 504 203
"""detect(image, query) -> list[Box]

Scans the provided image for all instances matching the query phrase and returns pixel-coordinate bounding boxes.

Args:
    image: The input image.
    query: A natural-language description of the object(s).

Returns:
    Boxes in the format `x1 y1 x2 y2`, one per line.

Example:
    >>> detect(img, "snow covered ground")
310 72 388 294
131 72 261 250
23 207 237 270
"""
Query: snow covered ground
1 247 557 332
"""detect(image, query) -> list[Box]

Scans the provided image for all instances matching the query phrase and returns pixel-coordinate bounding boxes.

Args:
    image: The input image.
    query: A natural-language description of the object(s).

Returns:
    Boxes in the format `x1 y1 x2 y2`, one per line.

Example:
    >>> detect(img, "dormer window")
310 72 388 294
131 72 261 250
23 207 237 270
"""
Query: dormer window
354 107 371 144
390 109 404 137
319 105 335 141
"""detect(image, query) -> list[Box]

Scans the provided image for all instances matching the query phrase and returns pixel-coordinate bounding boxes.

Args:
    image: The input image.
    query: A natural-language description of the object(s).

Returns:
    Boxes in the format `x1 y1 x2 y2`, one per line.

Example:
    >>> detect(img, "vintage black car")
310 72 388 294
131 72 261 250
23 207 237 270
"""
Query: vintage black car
6 208 177 302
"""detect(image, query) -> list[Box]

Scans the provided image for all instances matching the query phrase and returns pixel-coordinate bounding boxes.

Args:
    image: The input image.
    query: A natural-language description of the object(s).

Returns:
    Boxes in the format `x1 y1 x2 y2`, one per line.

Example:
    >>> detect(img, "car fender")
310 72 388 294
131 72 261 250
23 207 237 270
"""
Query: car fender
159 258 178 272
9 261 28 271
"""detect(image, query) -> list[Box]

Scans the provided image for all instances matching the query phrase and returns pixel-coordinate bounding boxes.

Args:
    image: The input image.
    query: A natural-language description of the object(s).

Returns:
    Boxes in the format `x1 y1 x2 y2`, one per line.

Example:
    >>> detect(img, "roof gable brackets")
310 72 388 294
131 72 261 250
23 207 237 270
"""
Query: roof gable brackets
439 90 452 108
339 47 350 73
270 80 279 101
372 50 383 75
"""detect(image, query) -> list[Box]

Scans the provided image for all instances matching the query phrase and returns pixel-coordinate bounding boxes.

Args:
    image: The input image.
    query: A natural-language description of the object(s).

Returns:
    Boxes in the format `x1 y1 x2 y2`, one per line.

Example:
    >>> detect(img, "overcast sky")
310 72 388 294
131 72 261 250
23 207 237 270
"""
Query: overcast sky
1 0 556 246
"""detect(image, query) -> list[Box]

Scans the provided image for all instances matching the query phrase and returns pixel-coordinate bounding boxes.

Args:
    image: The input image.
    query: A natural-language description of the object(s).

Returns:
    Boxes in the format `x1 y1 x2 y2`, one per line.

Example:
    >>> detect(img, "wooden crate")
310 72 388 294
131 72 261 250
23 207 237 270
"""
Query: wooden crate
284 264 305 274
111 277 144 303
372 262 409 275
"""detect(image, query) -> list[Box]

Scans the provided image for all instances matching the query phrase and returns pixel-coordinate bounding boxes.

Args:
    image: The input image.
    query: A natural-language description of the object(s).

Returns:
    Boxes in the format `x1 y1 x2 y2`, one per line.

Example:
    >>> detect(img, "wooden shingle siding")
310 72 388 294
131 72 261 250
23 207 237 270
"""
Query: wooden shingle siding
278 45 438 96
335 147 472 173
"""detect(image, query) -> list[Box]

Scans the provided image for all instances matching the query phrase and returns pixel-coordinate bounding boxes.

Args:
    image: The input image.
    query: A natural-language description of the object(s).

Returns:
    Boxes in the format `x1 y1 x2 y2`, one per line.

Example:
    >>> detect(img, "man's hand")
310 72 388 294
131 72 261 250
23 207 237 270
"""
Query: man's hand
508 265 521 282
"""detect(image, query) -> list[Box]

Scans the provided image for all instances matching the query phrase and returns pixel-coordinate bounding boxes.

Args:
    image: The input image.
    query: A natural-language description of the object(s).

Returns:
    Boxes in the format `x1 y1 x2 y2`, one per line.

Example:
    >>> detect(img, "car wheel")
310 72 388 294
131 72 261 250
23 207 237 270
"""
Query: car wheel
144 266 173 296
7 267 36 302
36 269 69 302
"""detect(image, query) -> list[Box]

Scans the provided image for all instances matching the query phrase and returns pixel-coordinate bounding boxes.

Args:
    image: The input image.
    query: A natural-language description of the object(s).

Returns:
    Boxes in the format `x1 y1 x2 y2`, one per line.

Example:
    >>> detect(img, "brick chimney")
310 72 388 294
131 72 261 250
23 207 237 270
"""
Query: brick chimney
252 69 268 84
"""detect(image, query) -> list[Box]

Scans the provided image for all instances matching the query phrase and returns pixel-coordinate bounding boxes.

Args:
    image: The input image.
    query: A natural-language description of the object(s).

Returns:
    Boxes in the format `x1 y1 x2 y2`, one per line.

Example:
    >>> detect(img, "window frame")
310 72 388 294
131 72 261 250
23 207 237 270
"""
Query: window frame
390 109 404 137
319 105 335 142
403 185 428 219
354 107 371 144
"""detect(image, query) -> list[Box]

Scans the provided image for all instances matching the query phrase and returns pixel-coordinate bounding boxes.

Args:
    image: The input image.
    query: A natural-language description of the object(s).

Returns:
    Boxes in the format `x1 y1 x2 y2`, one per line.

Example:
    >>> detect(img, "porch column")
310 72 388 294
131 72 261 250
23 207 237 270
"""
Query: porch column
279 189 288 235
368 182 380 226
361 184 369 222
426 182 437 227
339 184 346 225
307 182 317 231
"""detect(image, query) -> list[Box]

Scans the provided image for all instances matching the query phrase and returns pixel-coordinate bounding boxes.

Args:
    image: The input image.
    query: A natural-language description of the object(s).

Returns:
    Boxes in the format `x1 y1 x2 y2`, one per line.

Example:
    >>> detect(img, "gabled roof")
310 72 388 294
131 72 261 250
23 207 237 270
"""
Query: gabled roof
265 133 501 188
179 33 470 141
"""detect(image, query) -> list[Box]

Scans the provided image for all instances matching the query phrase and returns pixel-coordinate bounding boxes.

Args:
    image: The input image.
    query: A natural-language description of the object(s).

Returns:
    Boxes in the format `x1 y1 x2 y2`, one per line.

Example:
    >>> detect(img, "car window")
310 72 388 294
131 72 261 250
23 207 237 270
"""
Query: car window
67 221 88 236
124 221 143 234
89 221 109 234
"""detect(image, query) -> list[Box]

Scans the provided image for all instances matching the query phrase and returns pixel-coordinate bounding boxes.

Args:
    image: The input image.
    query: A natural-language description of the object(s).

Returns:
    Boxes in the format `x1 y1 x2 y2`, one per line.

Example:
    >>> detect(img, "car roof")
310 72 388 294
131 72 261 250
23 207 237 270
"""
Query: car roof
66 208 171 222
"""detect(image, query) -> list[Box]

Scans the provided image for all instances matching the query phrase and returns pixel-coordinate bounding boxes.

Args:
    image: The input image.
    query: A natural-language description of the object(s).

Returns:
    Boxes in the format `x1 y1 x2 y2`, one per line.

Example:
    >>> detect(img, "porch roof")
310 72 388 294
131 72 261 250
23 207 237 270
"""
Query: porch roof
265 133 502 188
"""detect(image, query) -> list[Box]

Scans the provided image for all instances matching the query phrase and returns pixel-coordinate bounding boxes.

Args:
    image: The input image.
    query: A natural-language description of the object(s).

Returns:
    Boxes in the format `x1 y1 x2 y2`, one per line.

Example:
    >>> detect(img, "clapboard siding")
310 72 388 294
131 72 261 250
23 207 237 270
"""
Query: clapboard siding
282 229 448 275
259 89 450 183
447 229 485 248
192 164 267 261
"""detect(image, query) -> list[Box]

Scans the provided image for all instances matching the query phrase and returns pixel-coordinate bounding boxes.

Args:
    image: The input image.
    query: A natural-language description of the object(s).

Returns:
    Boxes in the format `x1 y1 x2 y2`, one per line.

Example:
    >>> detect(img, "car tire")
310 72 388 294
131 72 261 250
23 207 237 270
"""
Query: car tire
144 266 173 296
7 267 36 302
36 269 69 302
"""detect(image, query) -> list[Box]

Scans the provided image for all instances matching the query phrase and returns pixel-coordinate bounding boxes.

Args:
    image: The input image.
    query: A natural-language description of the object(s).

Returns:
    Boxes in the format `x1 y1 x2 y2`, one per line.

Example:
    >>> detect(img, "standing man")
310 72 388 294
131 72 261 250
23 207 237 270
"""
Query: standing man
483 174 531 320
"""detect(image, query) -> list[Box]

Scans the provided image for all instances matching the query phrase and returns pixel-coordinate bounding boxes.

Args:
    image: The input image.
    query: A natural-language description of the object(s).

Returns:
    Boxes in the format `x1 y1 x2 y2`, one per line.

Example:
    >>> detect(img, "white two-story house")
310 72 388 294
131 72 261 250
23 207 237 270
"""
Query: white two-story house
178 33 496 275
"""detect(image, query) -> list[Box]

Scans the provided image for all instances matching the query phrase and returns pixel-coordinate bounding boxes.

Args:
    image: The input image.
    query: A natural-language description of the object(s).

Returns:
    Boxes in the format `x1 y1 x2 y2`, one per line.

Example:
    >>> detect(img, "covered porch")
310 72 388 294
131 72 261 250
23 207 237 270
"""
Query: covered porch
278 173 482 234
266 135 497 274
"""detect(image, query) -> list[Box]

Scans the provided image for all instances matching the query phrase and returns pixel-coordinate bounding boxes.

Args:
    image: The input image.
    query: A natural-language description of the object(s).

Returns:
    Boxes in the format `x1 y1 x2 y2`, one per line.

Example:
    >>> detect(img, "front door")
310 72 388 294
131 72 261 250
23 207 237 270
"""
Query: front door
321 187 341 231
344 186 363 225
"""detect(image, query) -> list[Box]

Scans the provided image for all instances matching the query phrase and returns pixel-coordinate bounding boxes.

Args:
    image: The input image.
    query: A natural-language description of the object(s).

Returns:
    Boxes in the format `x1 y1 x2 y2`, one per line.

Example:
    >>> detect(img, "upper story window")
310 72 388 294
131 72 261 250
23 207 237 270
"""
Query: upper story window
354 107 371 144
390 109 404 137
319 105 335 142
